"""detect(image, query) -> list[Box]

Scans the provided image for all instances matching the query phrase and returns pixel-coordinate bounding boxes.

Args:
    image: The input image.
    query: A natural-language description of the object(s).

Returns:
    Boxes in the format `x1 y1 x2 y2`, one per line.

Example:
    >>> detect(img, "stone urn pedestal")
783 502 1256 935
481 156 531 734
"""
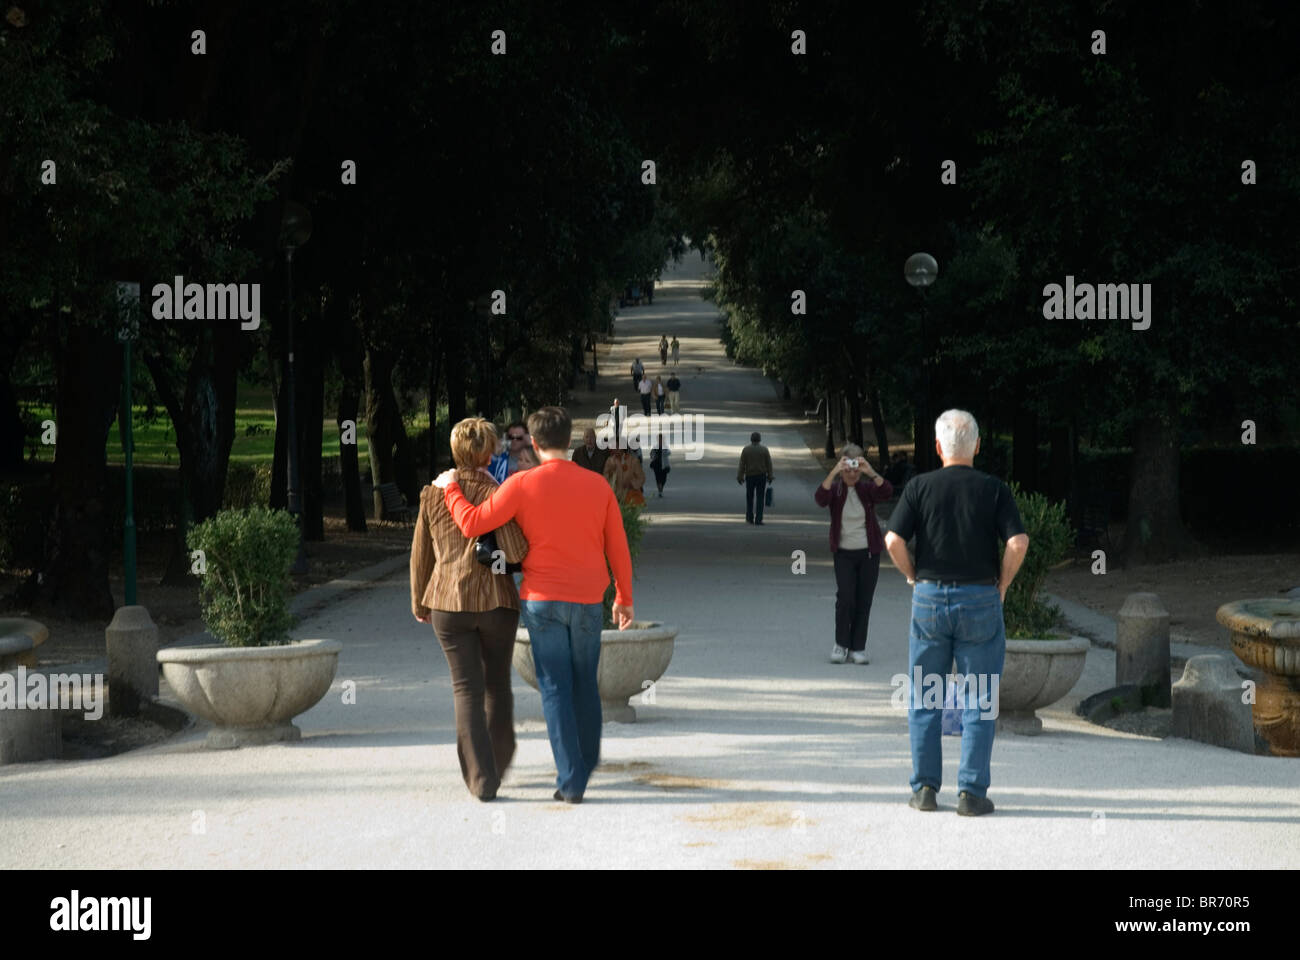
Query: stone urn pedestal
156 639 342 748
514 622 676 722
998 636 1091 735
1218 598 1300 756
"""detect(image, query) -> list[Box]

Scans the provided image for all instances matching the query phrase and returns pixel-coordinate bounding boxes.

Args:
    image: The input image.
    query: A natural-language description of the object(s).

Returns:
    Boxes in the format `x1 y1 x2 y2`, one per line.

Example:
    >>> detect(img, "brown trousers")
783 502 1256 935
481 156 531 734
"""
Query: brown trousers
430 607 519 799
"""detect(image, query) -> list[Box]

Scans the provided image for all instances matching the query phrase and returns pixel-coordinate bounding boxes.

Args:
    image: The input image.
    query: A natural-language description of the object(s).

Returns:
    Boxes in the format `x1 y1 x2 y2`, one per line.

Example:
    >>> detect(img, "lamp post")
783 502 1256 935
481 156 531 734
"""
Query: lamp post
115 282 141 605
904 252 938 473
280 202 312 575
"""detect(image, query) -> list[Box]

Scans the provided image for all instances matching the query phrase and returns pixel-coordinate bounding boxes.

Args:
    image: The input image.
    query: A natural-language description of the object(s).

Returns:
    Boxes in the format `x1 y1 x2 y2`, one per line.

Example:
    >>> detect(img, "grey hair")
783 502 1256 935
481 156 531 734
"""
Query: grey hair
935 409 979 459
839 442 865 461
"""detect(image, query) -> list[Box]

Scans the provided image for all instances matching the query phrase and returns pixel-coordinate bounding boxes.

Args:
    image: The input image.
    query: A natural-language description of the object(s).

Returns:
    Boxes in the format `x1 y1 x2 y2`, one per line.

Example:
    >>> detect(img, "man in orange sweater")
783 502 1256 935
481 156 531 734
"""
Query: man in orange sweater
434 406 634 803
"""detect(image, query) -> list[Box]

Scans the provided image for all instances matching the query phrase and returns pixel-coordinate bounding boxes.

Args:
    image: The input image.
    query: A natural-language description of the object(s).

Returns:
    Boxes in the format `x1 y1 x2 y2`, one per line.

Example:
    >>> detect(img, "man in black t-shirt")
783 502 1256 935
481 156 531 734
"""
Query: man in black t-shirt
884 409 1029 817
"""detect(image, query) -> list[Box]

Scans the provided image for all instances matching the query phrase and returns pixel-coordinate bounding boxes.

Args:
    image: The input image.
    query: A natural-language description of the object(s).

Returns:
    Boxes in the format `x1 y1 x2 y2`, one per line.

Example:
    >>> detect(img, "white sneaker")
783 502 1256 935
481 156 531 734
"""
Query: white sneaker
850 650 870 665
830 645 848 664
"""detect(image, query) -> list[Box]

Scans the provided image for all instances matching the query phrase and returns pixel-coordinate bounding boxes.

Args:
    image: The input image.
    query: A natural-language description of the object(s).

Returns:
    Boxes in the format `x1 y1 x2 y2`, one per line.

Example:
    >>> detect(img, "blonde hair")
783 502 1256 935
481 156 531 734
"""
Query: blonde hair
450 417 499 469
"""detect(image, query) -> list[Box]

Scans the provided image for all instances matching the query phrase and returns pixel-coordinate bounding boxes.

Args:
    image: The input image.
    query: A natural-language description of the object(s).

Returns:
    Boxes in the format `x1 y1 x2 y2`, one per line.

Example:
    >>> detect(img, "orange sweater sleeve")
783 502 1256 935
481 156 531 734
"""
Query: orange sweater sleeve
604 486 634 607
444 476 521 537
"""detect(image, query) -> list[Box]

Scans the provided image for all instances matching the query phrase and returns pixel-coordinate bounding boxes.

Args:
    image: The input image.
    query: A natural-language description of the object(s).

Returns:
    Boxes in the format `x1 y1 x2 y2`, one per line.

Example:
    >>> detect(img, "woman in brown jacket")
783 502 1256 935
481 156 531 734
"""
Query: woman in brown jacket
411 417 528 801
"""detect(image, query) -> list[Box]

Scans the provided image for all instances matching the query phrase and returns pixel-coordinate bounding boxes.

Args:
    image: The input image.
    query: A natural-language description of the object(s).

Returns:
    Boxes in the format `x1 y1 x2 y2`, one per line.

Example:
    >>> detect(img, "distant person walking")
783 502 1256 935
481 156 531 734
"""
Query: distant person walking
653 375 666 415
814 443 893 665
572 427 609 475
649 433 671 497
638 374 652 415
670 336 680 366
666 373 681 412
630 358 644 394
411 417 528 802
489 421 530 483
737 431 775 525
434 407 634 804
658 335 669 365
604 447 646 507
884 409 1029 817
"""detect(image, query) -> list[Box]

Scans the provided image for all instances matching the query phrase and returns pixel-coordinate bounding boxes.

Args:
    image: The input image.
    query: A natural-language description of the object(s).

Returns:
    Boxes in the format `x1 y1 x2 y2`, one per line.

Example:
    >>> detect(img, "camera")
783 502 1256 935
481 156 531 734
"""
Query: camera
844 458 860 469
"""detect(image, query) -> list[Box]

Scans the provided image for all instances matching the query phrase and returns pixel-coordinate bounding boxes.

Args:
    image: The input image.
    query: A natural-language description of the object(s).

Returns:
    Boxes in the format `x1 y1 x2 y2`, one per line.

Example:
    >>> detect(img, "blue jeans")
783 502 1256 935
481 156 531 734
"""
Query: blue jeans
907 582 1006 798
520 599 604 798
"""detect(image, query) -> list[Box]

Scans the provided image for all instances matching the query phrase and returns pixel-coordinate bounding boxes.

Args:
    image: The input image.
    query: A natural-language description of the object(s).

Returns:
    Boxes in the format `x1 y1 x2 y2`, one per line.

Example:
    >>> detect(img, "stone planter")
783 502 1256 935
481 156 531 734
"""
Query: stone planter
0 618 49 671
1218 598 1300 756
157 639 342 748
998 636 1090 735
514 621 676 722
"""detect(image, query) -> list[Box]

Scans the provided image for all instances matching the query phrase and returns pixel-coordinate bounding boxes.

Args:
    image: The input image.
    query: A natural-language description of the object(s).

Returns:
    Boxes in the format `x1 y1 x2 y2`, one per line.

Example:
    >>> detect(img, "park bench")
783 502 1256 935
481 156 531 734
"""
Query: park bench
803 397 825 418
376 482 414 523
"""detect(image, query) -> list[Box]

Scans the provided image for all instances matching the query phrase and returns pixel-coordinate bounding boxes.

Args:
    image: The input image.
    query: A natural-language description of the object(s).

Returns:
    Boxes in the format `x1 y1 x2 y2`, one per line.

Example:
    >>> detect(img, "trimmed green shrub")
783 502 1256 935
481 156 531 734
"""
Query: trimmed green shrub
187 506 298 647
1001 483 1073 639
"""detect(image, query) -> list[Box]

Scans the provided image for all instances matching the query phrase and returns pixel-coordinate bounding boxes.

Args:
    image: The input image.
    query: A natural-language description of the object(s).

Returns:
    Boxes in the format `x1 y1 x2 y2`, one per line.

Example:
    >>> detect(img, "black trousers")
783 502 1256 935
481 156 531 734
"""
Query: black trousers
745 474 768 522
640 393 652 414
833 548 881 652
429 607 520 799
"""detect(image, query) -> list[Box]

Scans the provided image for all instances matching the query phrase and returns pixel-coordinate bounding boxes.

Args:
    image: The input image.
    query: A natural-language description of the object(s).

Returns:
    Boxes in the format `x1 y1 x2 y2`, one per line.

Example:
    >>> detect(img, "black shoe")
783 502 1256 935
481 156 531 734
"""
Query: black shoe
745 518 753 524
755 520 764 525
553 789 583 804
909 786 938 812
956 791 994 816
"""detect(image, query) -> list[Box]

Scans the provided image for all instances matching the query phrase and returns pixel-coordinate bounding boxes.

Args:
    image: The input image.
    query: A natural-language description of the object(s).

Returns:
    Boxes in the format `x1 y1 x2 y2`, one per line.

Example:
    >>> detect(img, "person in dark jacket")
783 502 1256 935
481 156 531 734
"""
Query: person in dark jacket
571 428 609 475
737 431 775 524
814 443 893 664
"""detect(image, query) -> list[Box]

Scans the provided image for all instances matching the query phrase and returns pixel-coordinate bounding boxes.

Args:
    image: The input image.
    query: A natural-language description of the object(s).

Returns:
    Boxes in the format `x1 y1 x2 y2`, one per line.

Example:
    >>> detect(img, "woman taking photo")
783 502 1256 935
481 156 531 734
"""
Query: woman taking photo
411 417 528 801
813 443 893 664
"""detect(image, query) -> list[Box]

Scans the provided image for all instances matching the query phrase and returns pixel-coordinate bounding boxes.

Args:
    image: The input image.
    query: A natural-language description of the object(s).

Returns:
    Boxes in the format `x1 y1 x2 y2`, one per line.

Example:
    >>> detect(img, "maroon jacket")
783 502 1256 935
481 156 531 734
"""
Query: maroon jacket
814 476 894 553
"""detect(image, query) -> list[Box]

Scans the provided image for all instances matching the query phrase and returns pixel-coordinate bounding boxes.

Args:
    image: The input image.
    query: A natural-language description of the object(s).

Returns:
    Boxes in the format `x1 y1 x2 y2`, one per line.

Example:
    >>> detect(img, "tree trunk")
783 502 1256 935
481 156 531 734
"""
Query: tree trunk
158 355 238 586
867 376 889 466
1012 379 1039 490
1046 421 1073 504
445 318 467 429
301 317 325 541
336 315 367 531
269 376 288 511
1123 411 1201 564
823 391 835 459
847 388 864 447
365 348 398 519
913 397 934 474
0 365 27 473
428 347 441 480
29 323 119 619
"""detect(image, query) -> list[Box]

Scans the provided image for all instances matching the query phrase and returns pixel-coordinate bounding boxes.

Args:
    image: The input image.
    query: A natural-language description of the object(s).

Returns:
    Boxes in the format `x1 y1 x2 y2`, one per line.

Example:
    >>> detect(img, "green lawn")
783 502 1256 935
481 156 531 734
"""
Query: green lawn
22 380 436 467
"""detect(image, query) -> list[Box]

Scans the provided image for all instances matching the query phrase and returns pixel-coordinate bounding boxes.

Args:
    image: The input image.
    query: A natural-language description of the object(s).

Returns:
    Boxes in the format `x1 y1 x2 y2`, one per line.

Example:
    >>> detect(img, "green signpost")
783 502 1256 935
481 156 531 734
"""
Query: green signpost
116 282 140 606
